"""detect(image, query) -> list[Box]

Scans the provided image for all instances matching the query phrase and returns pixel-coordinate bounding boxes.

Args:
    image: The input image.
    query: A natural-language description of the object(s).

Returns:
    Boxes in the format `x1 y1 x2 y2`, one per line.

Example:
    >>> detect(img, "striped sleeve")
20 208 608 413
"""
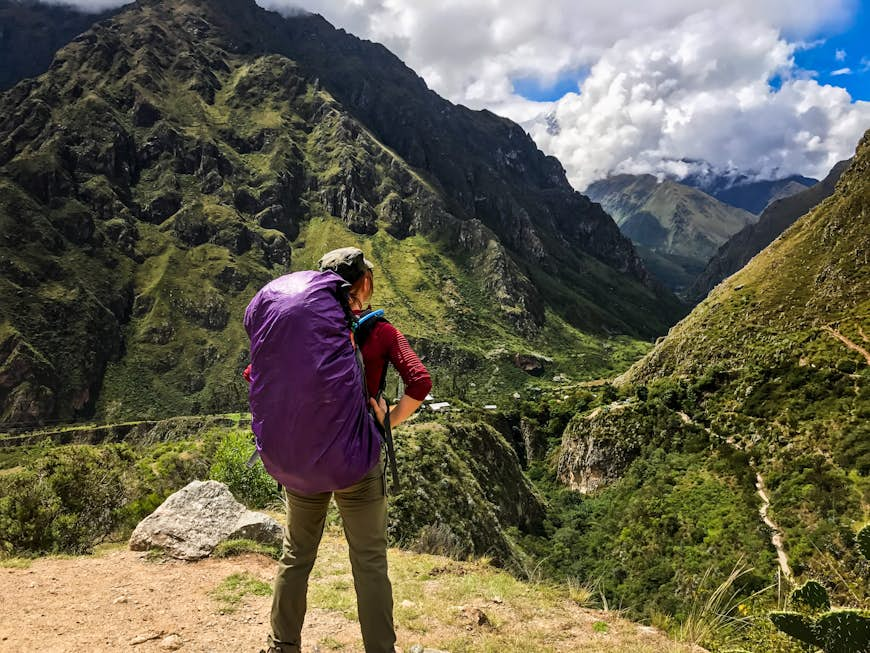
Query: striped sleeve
384 324 432 401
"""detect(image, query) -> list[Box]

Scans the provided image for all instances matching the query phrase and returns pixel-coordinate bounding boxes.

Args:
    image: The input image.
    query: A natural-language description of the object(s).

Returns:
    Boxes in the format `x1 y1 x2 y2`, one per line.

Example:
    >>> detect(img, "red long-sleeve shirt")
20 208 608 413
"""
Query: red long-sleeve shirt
243 314 431 401
359 318 431 401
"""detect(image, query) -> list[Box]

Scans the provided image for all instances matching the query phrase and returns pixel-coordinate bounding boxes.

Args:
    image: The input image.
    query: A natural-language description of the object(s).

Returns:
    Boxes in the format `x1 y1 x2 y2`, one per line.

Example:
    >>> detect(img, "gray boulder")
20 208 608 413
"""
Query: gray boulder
129 480 282 560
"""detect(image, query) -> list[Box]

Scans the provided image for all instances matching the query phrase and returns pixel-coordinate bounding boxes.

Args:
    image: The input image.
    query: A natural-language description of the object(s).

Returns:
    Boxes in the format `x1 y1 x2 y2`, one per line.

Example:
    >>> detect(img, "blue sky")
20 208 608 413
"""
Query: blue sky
792 1 870 101
512 71 587 103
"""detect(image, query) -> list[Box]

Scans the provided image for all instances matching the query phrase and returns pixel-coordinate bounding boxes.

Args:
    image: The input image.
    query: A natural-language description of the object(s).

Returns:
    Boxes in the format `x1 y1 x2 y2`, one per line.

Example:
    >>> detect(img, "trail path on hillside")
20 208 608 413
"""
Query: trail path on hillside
0 535 700 653
754 475 793 581
822 325 870 366
676 411 793 581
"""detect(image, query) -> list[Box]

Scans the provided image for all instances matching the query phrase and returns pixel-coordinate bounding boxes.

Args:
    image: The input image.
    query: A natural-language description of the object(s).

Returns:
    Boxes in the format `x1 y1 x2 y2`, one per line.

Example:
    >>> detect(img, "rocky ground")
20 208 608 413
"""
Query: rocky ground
0 530 701 653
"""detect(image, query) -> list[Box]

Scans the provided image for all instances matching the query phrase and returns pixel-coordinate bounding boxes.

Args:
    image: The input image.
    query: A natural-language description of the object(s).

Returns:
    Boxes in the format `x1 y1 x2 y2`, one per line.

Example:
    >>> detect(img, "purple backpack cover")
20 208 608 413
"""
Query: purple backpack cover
244 270 381 494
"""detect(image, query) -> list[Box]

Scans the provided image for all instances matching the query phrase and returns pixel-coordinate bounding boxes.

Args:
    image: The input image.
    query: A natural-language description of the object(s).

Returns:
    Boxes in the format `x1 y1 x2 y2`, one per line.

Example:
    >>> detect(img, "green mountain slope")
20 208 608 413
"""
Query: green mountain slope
585 174 755 293
550 131 870 620
0 0 682 426
685 159 851 303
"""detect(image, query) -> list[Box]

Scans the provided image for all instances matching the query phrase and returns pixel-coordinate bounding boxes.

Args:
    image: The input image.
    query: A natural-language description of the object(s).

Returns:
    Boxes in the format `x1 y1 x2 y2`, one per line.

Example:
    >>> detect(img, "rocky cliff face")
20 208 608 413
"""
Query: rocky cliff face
0 0 683 425
685 159 851 303
392 420 547 569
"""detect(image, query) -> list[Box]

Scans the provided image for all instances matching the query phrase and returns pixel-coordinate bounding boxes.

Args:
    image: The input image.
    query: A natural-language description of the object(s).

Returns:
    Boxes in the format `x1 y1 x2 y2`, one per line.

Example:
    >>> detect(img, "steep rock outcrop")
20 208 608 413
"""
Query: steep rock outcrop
391 421 547 569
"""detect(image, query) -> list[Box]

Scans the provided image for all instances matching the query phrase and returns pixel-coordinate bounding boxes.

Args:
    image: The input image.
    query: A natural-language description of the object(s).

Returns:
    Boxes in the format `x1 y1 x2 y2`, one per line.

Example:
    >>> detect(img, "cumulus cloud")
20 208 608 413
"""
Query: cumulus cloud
835 48 847 61
831 67 853 75
526 9 870 188
32 0 870 187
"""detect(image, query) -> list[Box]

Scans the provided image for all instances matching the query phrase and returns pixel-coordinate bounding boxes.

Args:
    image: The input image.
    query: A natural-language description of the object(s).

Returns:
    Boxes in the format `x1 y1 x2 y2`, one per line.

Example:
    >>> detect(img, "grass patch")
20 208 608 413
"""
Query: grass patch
212 538 280 560
210 571 272 613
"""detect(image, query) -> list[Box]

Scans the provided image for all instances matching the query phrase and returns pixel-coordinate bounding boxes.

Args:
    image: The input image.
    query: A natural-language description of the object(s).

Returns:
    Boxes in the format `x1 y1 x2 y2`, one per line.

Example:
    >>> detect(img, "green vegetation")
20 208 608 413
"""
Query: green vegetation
0 436 214 555
209 428 279 508
210 571 272 613
513 382 775 620
769 528 870 652
212 538 281 559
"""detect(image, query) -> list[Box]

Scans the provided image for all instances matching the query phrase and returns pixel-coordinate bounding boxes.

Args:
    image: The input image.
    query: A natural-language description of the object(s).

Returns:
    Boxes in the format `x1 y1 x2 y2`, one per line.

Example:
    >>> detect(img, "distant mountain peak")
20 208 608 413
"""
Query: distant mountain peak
585 173 755 295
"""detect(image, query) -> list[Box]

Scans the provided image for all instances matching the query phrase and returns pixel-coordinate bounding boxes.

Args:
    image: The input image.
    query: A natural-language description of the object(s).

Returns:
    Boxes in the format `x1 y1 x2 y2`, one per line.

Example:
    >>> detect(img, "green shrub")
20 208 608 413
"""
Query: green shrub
209 429 279 508
0 446 131 554
0 438 213 556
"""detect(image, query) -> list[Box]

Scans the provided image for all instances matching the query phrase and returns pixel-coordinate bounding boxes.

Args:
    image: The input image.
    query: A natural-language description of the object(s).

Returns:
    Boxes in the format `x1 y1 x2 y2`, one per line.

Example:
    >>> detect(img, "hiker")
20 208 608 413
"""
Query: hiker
245 247 431 653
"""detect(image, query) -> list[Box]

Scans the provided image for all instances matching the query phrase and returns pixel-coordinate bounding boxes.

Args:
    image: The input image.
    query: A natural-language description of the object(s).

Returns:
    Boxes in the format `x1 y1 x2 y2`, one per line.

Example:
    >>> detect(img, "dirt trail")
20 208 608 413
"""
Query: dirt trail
822 325 870 366
0 541 699 653
676 411 792 581
754 474 793 581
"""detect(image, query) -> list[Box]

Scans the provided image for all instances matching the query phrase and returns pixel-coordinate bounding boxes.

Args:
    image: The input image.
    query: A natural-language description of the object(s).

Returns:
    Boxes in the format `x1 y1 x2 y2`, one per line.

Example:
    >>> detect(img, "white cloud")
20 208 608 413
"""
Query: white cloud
525 10 870 188
831 67 853 75
835 48 847 61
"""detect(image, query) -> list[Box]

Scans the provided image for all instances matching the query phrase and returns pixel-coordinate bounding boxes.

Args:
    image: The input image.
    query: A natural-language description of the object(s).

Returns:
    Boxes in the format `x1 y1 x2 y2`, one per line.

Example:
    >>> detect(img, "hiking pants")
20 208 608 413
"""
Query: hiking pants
269 457 395 653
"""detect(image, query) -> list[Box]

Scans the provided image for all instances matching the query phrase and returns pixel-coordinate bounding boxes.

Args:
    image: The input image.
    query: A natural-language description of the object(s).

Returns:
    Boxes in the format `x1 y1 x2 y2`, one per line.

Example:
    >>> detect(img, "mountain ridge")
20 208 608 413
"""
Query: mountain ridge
680 169 817 214
684 158 852 303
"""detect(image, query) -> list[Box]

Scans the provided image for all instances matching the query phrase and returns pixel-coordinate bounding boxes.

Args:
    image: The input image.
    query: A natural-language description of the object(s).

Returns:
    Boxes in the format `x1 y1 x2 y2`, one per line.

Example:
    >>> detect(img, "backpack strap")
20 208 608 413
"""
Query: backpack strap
348 308 400 493
353 309 386 347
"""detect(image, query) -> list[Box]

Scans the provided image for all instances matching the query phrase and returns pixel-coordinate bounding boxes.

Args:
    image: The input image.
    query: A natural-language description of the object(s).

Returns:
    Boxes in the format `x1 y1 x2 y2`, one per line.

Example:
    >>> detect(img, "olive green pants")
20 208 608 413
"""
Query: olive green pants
268 459 395 653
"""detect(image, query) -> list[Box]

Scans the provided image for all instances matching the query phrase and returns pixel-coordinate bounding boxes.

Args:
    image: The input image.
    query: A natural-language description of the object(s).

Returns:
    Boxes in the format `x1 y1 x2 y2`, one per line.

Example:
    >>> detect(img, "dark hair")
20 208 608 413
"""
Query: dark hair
348 269 373 307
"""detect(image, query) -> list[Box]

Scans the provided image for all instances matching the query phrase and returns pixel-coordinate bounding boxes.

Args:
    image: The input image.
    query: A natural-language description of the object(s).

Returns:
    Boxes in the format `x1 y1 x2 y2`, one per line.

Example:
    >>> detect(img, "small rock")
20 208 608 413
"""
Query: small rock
400 599 415 608
160 634 183 650
459 606 490 627
129 632 161 645
113 596 128 604
408 646 449 653
491 596 503 604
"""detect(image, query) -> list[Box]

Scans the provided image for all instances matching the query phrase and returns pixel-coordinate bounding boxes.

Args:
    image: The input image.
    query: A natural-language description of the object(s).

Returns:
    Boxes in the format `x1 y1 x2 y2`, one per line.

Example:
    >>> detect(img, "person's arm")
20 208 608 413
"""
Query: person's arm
368 324 431 429
370 394 422 430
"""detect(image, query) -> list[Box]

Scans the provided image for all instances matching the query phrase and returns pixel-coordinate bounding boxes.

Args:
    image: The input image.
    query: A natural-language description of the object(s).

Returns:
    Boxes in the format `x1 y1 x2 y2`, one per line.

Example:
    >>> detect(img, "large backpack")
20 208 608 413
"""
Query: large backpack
243 270 381 494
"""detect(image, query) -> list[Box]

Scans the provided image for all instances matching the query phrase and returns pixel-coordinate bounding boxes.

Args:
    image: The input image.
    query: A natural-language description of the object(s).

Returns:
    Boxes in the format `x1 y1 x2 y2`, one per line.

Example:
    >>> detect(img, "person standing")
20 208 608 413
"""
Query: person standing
259 247 431 653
